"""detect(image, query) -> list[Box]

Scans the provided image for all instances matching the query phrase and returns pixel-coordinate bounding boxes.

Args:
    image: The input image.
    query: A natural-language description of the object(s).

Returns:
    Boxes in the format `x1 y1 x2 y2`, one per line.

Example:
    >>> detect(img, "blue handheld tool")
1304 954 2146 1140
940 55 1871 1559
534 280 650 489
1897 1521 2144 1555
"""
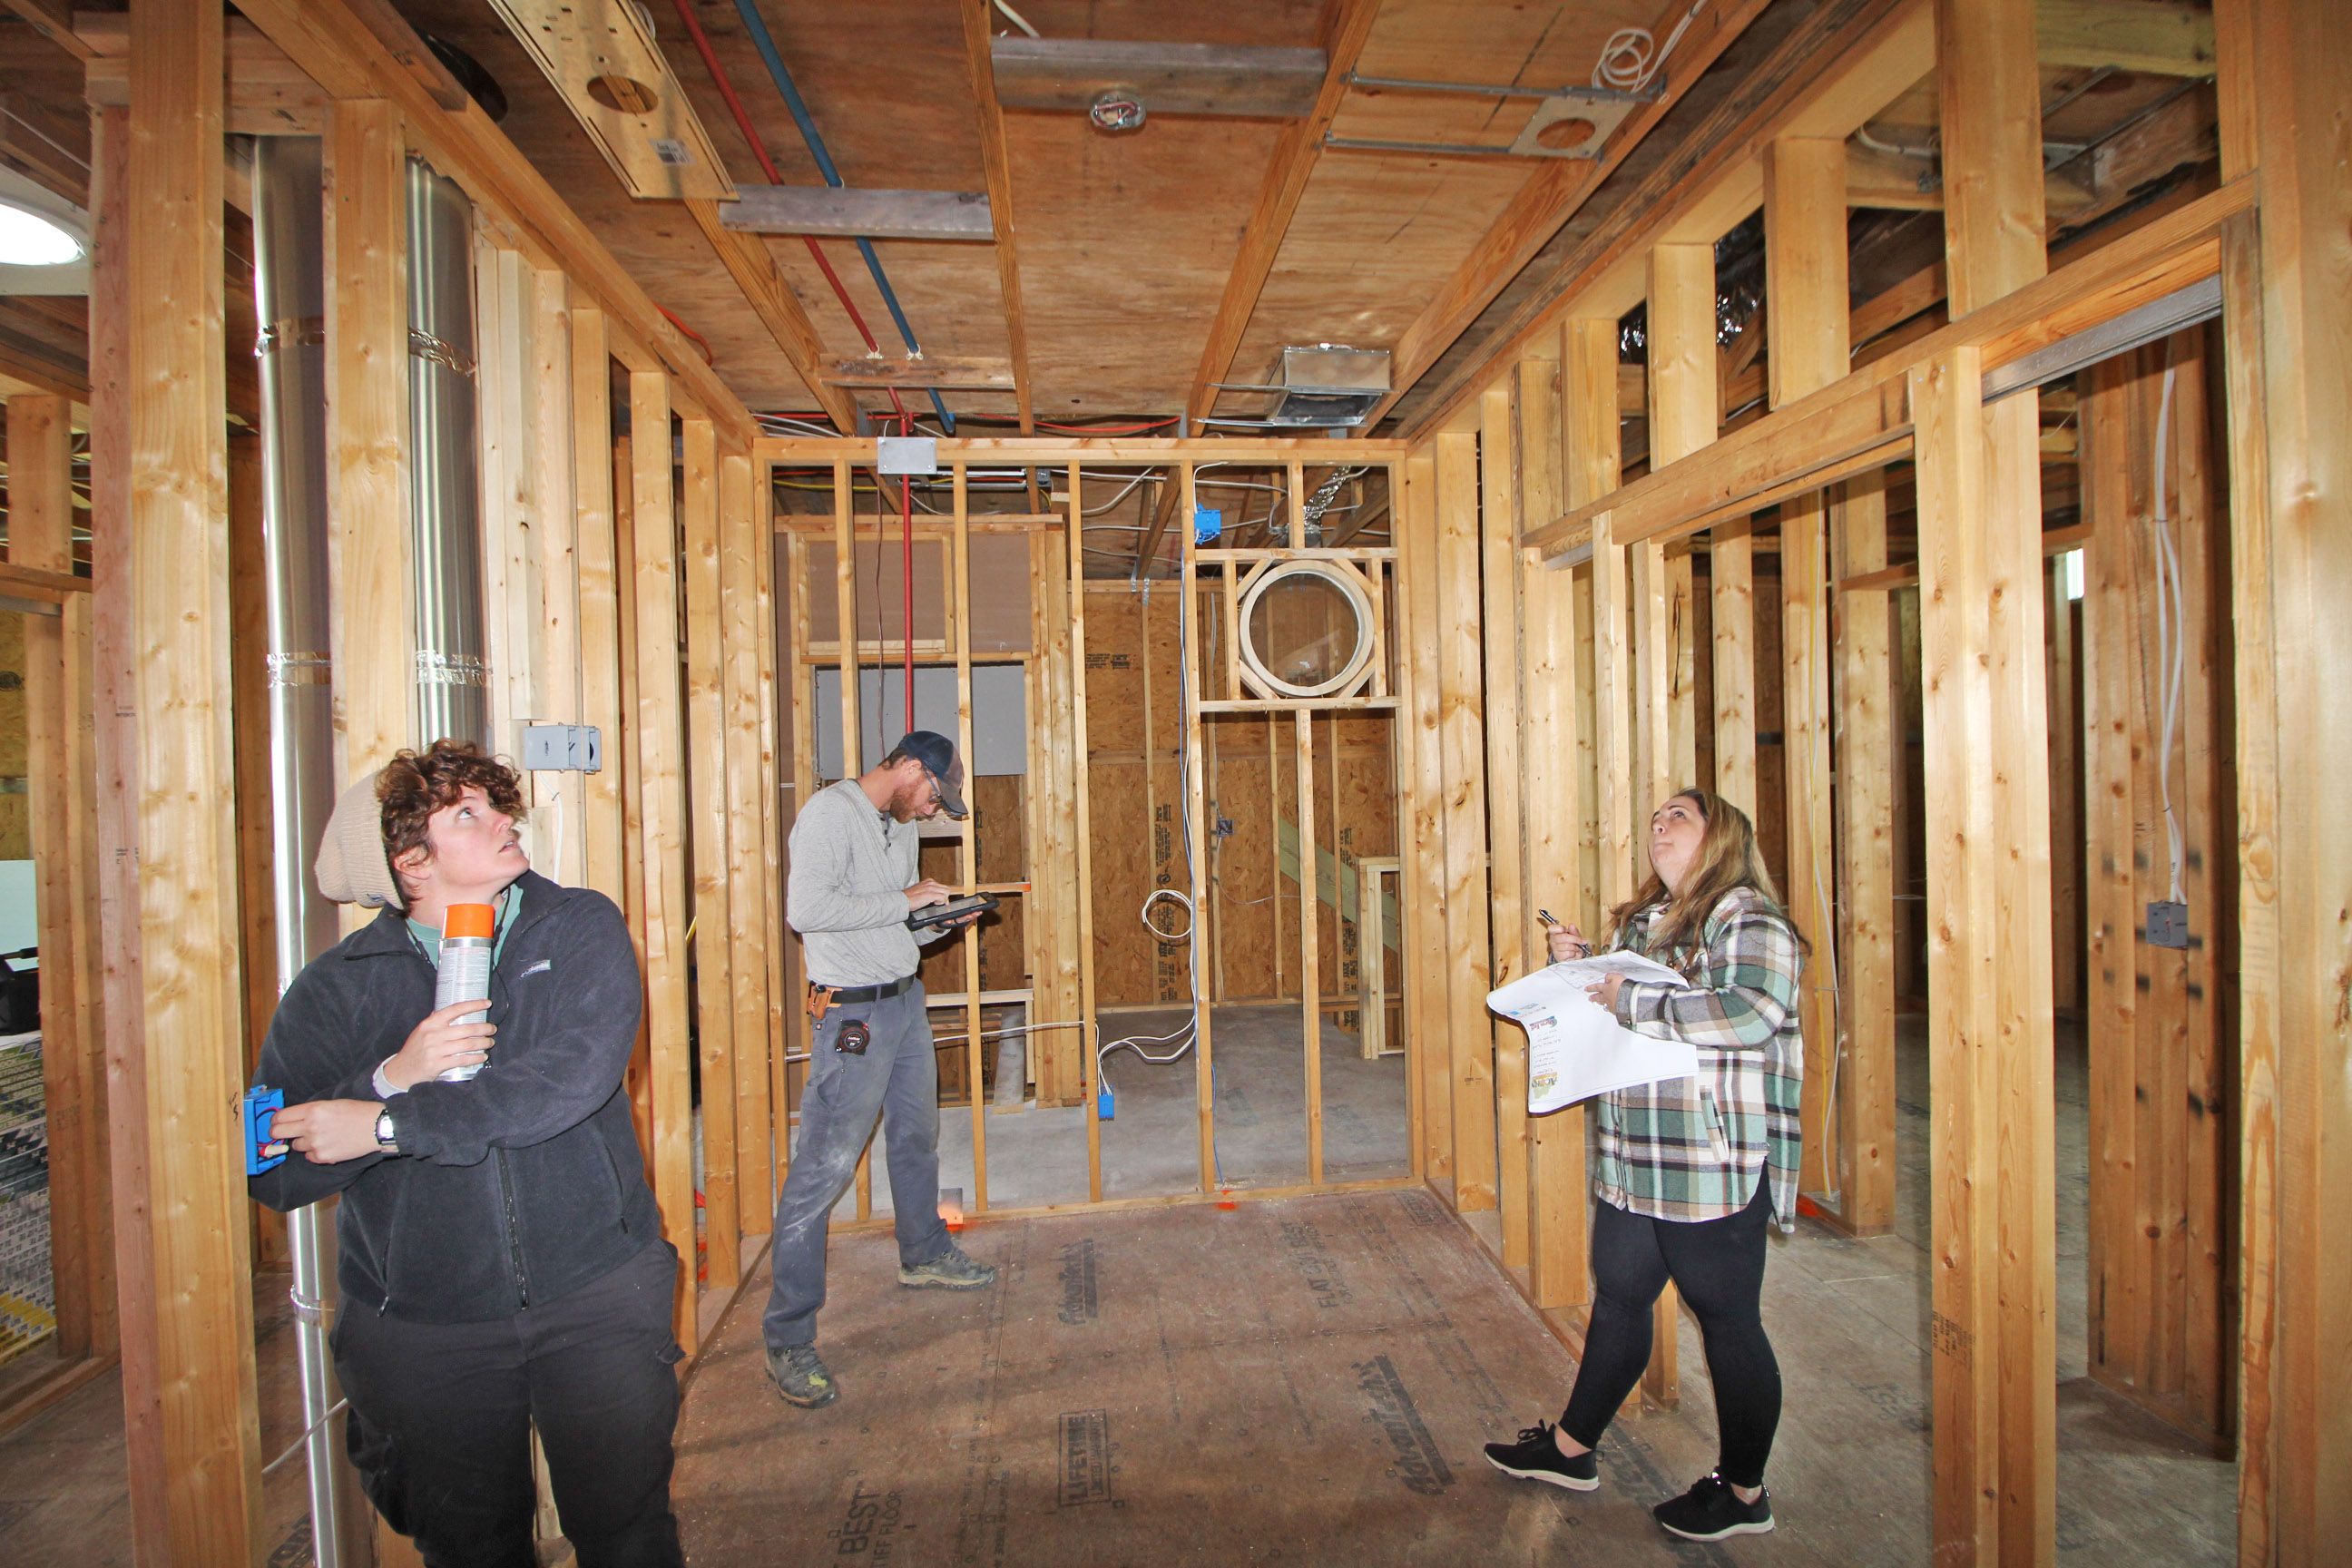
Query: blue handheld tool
244 1086 285 1175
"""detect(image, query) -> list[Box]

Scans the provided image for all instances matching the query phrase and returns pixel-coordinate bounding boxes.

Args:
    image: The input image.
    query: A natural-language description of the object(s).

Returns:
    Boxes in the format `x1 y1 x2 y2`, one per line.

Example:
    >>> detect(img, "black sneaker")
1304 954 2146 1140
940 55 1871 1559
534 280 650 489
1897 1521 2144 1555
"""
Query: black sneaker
1483 1420 1600 1492
765 1343 838 1408
1652 1471 1774 1540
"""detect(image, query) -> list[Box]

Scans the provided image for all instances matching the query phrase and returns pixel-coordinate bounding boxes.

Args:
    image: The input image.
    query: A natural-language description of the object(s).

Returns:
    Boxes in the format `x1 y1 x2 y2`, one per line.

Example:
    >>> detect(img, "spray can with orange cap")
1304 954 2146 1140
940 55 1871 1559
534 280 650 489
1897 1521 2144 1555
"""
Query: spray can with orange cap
434 901 495 1083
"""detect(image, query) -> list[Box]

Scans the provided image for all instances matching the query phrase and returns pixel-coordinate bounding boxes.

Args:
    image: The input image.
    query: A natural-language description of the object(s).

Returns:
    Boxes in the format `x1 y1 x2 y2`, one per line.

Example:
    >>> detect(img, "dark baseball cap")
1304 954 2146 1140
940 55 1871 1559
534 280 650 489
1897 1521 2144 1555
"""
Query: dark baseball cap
897 730 969 818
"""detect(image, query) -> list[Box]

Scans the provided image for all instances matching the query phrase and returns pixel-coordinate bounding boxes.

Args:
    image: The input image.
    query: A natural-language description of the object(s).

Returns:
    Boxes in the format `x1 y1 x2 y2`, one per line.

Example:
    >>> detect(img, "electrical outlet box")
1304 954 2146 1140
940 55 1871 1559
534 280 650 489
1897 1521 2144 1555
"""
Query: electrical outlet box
2146 899 2189 949
1097 1088 1116 1121
522 723 602 772
1194 505 1222 544
875 436 938 475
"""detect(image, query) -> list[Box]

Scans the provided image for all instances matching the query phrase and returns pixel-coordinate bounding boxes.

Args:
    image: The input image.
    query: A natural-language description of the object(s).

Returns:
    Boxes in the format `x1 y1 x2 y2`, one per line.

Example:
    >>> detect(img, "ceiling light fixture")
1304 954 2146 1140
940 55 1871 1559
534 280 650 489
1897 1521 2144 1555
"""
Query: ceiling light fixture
0 200 83 267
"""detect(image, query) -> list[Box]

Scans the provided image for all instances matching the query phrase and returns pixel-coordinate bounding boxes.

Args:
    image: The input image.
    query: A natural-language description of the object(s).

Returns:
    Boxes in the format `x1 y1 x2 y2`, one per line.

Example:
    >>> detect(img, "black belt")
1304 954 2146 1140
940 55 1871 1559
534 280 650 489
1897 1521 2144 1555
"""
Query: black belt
818 975 916 1005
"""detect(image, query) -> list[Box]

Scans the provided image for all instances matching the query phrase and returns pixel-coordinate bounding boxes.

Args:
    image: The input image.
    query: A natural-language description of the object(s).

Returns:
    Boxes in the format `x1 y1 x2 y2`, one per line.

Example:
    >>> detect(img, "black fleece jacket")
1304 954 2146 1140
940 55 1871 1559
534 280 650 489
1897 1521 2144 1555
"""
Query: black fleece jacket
250 871 662 1324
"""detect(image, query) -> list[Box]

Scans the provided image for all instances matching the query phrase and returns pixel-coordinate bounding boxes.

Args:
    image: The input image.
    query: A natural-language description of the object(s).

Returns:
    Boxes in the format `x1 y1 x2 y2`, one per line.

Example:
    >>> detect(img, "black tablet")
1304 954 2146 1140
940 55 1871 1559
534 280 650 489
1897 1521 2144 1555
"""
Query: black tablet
906 893 998 930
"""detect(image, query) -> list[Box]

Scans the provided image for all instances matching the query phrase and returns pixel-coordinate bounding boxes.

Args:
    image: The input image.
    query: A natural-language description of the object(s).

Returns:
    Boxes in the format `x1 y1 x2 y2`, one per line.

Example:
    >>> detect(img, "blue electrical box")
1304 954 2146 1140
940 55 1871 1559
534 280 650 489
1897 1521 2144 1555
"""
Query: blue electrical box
1193 505 1222 545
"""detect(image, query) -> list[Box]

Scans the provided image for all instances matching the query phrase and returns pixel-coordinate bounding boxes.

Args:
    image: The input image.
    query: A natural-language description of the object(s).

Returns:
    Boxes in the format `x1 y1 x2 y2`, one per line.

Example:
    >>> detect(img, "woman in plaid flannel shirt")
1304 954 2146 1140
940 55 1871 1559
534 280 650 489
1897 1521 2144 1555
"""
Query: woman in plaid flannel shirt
1485 789 1806 1544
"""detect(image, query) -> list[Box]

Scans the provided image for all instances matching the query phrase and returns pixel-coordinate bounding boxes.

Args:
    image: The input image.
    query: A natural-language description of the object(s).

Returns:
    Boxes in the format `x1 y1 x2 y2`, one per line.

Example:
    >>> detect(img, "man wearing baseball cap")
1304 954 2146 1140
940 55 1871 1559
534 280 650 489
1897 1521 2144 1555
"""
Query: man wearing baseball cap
761 730 995 1409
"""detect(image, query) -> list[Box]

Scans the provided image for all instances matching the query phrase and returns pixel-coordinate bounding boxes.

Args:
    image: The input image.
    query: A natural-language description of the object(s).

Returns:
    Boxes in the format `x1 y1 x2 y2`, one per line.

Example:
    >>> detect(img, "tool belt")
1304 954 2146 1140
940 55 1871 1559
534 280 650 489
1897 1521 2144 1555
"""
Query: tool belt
804 974 916 1018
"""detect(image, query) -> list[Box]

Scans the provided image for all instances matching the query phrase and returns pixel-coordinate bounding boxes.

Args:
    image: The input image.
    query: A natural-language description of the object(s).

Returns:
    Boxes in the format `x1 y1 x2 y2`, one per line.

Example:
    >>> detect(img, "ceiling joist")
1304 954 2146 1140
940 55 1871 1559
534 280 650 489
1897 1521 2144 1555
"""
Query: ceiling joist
681 200 855 431
1366 0 1774 429
960 0 1035 433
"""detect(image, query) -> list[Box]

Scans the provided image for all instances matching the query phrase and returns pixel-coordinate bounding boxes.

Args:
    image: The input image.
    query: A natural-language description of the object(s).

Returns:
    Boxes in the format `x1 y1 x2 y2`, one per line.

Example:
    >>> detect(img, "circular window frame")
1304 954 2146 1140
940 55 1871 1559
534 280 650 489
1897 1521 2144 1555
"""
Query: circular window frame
1235 560 1378 701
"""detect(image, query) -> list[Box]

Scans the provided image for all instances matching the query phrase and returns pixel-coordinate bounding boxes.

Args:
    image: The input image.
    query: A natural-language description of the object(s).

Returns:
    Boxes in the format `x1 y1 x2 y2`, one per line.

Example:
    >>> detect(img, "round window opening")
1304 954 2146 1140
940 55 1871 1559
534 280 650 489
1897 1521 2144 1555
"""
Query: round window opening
1238 562 1377 700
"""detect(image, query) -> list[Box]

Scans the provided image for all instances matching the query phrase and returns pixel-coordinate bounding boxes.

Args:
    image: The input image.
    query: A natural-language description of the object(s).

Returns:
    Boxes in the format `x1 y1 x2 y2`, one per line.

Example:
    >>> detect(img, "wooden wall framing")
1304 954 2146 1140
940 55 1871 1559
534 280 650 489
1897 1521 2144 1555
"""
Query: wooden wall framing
1402 0 2344 1562
767 443 1408 1212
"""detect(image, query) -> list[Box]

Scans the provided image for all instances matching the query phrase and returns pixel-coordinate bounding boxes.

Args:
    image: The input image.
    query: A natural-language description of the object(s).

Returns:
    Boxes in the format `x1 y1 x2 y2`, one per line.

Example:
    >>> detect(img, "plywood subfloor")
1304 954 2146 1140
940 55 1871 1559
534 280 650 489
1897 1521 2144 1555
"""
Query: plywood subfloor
681 1175 2234 1566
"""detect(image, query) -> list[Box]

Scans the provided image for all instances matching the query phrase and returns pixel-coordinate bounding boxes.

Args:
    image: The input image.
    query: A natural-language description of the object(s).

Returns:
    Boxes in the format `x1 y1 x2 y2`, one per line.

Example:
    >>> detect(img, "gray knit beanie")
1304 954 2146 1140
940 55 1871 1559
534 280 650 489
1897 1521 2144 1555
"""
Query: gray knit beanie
314 770 403 909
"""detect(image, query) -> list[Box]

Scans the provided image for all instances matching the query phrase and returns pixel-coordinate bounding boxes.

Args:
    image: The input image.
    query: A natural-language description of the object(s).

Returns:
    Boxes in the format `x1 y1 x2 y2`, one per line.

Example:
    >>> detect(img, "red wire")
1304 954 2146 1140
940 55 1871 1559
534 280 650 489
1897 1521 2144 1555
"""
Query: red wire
666 0 907 425
656 306 714 365
1033 417 1180 435
900 414 916 729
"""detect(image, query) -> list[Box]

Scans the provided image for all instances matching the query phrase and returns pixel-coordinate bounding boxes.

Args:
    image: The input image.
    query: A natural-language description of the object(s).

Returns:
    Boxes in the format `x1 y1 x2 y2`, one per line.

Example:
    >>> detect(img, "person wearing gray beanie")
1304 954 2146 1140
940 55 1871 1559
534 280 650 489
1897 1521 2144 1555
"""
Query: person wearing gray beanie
250 740 684 1568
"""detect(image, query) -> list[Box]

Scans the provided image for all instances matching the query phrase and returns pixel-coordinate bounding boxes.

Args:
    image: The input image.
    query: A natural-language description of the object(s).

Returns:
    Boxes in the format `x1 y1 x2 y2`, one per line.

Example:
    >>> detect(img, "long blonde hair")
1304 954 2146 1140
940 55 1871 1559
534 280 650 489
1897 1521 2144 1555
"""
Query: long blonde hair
1607 788 1806 966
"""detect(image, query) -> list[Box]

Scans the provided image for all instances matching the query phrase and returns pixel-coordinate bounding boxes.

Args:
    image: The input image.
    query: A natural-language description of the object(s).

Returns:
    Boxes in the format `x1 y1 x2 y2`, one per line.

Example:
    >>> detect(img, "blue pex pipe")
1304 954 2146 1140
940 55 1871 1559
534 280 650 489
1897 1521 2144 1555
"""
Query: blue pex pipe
729 0 955 432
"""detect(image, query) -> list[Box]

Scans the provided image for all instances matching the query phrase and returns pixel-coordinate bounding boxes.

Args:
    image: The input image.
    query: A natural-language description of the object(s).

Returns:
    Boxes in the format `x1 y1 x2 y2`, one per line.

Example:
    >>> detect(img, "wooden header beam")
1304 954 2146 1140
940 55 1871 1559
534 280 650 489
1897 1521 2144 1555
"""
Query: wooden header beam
1524 179 2244 559
754 435 1411 466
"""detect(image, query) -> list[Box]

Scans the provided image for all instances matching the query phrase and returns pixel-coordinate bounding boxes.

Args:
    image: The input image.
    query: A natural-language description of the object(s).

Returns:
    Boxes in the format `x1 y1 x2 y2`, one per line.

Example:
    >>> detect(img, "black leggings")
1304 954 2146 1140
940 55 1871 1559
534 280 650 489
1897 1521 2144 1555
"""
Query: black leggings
1558 1181 1781 1488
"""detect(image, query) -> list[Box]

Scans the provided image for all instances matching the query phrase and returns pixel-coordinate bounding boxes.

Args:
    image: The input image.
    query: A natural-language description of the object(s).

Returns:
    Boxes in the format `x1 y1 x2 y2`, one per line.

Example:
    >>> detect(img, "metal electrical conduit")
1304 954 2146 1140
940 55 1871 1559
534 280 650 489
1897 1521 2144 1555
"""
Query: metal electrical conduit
721 0 955 434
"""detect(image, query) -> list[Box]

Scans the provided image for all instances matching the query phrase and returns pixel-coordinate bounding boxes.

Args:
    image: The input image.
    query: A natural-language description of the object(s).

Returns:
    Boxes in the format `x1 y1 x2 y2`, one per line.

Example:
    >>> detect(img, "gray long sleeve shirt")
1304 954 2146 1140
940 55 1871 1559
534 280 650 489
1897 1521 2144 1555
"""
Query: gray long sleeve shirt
787 778 953 985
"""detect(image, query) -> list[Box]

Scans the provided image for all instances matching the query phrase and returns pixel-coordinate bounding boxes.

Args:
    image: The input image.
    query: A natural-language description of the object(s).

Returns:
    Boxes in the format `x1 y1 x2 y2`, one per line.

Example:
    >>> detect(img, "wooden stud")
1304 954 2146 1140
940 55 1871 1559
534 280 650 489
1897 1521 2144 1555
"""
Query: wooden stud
1648 240 1719 810
1478 384 1532 1271
757 466 789 1172
1935 5 2057 1558
1763 133 1849 1210
15 391 112 1360
122 4 263 1555
228 430 283 1270
86 105 166 1549
526 270 585 887
680 416 739 1288
1178 463 1221 1190
1530 322 1619 1310
1913 348 2006 1562
1435 431 1497 1213
2213 197 2288 1564
720 451 775 1228
1830 473 1897 1233
323 97 411 800
1067 464 1102 1202
571 308 627 906
1399 454 1451 1183
629 372 698 1350
1296 709 1324 1185
951 466 988 1207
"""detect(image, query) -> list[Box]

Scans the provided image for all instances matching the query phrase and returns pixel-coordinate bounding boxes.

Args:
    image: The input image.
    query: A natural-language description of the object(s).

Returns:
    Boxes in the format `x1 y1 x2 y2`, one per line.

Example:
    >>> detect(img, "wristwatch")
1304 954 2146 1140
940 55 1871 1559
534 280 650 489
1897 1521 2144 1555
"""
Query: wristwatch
374 1106 398 1154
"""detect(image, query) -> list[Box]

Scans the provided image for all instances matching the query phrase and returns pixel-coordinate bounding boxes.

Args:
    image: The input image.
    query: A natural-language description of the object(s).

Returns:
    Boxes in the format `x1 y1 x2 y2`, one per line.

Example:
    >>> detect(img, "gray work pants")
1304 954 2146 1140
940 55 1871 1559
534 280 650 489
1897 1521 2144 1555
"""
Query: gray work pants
762 981 951 1351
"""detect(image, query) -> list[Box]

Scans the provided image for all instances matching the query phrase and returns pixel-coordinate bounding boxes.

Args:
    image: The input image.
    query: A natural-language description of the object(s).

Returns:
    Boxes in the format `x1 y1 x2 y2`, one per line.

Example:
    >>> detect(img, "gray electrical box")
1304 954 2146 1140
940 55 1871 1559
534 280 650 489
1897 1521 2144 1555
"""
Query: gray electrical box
875 436 938 475
522 724 603 772
2145 899 2189 949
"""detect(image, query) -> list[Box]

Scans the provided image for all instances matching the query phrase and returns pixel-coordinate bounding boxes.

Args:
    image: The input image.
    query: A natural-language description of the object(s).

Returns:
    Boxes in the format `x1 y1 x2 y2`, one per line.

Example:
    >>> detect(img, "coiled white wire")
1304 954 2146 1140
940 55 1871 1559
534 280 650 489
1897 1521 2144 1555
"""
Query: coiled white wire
1592 1 1709 93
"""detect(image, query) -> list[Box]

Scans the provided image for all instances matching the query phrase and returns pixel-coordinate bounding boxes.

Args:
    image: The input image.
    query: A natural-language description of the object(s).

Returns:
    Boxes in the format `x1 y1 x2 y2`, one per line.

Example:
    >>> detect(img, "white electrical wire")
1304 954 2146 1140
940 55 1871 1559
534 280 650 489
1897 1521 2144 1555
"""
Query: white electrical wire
2151 354 2187 904
991 0 1041 38
1592 0 1708 92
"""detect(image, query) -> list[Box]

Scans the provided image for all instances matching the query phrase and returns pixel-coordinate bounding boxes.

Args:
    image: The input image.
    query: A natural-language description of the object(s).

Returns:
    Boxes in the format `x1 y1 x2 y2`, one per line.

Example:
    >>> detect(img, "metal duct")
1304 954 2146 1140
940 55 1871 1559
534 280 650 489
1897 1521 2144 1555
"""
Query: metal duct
250 134 372 1568
406 156 490 748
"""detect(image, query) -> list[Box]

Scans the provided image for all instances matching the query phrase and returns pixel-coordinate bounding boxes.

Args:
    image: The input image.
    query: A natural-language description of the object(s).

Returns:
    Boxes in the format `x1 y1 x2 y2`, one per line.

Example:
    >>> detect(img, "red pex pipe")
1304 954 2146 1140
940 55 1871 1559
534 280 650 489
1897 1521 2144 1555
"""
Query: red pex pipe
901 415 916 729
667 0 907 426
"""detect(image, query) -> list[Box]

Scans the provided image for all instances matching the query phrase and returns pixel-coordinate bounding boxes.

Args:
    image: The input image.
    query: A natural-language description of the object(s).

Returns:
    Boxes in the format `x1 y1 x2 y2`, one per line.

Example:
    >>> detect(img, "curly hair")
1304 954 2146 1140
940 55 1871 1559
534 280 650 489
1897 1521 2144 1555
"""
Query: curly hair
377 740 527 894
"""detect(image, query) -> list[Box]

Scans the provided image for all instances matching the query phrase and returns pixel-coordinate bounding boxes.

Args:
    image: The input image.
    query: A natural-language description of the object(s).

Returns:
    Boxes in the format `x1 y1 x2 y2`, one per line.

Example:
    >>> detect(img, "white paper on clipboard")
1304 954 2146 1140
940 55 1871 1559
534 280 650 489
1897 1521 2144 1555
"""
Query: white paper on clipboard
1487 952 1699 1114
